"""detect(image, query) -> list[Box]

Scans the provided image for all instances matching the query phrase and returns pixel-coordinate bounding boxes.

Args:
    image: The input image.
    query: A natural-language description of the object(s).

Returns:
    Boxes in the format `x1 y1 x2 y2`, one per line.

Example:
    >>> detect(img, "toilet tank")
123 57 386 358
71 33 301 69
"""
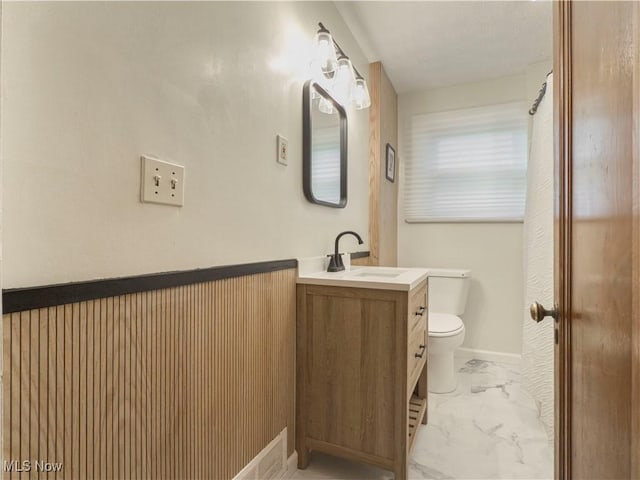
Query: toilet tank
428 268 472 315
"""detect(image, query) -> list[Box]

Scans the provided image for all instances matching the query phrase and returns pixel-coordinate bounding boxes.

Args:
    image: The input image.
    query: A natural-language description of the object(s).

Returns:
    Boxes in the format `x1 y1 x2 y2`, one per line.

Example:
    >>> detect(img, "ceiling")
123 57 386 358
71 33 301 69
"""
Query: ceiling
335 1 553 93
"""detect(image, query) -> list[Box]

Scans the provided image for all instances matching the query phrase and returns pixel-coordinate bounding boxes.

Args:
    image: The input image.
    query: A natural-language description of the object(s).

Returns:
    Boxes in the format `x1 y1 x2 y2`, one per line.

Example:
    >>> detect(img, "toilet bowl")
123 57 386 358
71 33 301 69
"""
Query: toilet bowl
426 269 471 394
428 312 465 393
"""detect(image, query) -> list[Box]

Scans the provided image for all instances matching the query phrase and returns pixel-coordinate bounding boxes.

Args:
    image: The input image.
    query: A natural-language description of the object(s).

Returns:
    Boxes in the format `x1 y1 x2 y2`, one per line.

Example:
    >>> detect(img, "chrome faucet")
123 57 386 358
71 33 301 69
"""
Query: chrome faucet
327 231 364 272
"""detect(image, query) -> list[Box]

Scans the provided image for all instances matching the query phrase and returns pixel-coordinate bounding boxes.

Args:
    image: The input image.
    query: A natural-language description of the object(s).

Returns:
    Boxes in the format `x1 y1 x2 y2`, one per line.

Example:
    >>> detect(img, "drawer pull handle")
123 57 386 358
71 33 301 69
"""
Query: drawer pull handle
415 344 426 358
415 306 426 316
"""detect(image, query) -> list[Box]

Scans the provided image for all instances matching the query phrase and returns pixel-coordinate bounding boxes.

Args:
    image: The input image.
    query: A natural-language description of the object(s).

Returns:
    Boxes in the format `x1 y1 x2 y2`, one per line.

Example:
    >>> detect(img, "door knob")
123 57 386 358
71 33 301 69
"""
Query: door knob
529 301 558 323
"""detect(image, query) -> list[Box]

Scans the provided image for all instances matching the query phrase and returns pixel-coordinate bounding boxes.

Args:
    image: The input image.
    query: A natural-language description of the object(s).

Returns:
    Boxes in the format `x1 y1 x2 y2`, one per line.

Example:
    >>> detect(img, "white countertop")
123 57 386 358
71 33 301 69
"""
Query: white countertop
297 264 430 292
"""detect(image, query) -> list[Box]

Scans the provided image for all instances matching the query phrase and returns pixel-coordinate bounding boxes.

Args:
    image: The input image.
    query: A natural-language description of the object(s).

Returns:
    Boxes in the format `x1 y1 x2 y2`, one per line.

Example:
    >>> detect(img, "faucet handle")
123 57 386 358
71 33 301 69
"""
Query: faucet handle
327 253 345 272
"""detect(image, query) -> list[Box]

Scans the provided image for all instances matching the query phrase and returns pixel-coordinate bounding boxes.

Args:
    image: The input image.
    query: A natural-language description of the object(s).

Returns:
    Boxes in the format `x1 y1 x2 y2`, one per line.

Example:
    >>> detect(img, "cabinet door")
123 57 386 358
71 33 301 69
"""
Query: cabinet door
299 287 407 460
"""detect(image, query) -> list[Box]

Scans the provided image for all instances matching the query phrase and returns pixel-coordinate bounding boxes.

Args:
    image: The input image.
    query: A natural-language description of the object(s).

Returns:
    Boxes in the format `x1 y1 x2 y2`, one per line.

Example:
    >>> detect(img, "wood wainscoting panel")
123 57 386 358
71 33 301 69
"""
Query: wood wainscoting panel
368 61 382 267
350 257 371 267
377 63 399 268
2 268 296 479
368 62 399 268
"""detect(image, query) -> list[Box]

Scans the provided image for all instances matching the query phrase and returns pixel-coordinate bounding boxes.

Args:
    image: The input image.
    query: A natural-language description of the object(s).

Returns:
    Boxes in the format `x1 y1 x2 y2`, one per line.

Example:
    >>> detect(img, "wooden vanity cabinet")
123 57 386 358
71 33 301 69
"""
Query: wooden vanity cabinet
296 280 428 480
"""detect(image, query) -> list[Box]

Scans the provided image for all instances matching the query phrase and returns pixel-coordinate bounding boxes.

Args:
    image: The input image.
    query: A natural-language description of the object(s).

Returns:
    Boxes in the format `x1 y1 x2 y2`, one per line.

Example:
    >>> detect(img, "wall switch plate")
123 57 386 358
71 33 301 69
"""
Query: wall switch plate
276 135 288 166
140 155 185 206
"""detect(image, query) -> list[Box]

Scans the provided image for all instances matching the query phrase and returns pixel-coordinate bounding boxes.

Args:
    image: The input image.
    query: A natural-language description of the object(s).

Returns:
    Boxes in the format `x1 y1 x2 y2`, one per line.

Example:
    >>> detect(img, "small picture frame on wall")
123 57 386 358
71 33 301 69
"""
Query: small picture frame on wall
385 144 396 183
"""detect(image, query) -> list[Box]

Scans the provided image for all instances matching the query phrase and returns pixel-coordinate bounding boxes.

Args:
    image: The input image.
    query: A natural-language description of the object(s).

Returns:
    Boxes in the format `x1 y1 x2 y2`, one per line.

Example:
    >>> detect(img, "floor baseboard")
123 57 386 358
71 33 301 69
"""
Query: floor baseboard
282 451 298 479
456 347 521 366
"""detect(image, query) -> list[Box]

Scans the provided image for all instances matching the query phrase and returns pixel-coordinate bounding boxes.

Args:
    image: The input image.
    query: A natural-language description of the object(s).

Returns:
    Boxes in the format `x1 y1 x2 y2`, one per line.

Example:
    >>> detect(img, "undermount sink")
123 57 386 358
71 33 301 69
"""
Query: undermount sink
350 268 409 279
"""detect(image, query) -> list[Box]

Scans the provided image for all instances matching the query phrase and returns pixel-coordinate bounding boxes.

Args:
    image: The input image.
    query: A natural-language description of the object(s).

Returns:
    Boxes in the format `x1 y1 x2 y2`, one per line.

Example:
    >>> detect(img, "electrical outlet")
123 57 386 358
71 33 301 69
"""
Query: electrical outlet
140 155 185 206
277 135 288 166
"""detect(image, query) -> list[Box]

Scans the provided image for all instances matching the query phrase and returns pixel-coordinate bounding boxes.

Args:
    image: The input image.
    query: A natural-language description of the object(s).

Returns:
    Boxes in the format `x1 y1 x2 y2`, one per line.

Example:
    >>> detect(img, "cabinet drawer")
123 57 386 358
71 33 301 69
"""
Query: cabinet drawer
407 315 427 393
408 281 428 335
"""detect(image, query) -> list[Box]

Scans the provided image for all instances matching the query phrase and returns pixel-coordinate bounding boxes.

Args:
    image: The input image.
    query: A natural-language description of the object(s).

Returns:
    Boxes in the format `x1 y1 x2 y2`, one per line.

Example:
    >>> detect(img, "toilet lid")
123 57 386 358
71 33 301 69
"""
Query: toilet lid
429 312 464 335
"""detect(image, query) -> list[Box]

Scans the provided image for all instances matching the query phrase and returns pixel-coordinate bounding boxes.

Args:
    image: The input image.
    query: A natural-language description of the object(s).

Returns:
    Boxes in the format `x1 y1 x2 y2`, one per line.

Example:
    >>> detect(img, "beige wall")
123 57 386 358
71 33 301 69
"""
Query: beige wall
1 2 371 288
398 74 528 355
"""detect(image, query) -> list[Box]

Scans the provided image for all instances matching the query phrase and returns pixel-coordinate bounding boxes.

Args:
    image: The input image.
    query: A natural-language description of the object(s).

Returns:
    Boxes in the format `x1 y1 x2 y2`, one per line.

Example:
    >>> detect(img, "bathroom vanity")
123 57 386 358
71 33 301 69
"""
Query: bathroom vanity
296 266 429 480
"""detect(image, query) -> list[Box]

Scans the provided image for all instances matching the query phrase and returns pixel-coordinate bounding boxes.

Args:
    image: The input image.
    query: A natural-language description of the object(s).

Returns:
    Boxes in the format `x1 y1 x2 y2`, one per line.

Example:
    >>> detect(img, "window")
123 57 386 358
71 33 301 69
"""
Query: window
310 124 342 205
403 101 527 222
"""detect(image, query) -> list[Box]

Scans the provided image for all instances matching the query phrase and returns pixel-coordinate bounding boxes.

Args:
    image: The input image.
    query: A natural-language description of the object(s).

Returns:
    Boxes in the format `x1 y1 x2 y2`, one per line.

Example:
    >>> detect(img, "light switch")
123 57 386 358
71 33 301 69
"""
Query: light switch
140 155 185 206
277 135 288 166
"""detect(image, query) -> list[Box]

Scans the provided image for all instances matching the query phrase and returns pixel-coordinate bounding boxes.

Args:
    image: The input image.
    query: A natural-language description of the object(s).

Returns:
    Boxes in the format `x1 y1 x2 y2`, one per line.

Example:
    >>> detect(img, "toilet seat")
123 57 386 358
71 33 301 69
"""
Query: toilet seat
429 312 464 337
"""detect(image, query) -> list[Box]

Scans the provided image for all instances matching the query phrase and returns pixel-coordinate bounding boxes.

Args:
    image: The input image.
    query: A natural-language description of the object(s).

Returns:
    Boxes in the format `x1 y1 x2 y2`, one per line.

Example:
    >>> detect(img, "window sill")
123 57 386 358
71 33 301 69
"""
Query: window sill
405 218 524 224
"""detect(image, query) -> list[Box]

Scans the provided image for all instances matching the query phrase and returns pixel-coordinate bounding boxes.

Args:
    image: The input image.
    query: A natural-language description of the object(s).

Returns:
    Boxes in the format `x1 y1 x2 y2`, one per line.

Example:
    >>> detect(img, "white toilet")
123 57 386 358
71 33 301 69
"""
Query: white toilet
427 268 471 394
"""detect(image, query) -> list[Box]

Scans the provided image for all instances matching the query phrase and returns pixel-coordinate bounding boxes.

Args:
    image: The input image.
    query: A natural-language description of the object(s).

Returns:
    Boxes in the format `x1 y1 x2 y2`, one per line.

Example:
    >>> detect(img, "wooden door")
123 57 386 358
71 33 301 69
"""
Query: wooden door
554 1 639 478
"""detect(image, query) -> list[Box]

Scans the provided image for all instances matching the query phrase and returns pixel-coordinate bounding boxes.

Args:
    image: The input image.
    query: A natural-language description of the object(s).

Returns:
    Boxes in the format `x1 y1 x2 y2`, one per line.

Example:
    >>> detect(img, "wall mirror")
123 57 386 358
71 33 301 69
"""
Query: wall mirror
303 81 348 208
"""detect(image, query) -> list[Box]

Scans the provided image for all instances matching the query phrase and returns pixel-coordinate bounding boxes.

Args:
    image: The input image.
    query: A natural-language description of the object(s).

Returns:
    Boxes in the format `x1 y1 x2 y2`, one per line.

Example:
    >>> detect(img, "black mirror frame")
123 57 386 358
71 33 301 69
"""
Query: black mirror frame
302 80 348 208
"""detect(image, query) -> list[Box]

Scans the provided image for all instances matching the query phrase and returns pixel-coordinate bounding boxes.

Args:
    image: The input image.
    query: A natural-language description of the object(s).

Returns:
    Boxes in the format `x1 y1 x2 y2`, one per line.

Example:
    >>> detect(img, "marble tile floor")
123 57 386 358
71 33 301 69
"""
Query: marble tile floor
291 357 553 480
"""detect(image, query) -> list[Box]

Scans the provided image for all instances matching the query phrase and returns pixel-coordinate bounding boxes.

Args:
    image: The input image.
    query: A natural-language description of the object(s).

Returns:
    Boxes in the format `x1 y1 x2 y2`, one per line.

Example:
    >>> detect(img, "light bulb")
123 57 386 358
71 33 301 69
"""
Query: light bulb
318 97 336 115
310 31 338 76
332 56 356 105
351 77 371 110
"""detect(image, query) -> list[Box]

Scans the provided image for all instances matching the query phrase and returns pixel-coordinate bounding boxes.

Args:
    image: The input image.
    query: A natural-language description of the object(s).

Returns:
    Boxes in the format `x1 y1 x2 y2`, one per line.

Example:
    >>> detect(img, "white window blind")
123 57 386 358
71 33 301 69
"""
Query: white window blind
311 125 341 205
404 101 527 222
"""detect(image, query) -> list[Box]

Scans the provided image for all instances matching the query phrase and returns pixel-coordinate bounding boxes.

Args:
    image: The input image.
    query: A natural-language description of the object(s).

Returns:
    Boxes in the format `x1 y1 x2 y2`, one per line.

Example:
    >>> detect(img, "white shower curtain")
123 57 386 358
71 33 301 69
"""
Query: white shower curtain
522 73 554 442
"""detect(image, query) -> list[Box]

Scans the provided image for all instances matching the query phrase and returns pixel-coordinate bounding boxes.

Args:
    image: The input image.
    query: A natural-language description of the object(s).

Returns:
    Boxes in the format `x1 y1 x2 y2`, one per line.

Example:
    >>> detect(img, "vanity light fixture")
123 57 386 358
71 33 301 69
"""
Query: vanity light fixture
310 22 371 110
